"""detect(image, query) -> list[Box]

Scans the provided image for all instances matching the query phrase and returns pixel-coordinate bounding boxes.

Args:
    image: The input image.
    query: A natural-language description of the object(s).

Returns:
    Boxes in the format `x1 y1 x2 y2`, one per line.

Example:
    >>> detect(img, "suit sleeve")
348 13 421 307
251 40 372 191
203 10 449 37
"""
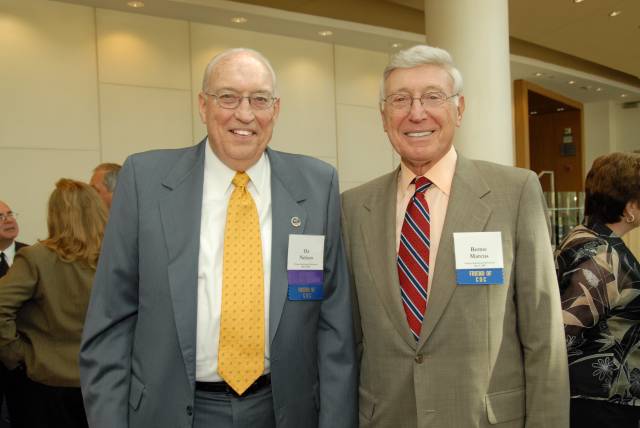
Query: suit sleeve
318 168 358 428
514 171 570 427
80 157 140 428
0 252 36 368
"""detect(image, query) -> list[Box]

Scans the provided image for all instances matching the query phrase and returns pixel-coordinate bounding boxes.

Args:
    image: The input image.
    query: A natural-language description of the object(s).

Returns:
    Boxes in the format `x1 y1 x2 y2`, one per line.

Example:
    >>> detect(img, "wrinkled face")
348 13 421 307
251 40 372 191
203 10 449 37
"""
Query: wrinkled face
381 64 464 174
90 170 112 208
198 53 280 171
0 201 19 243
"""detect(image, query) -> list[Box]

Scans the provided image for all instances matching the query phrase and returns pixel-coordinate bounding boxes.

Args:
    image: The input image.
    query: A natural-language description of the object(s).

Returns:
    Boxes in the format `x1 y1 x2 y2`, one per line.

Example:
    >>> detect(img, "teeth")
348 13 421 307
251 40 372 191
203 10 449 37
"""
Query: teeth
232 129 253 136
406 131 433 137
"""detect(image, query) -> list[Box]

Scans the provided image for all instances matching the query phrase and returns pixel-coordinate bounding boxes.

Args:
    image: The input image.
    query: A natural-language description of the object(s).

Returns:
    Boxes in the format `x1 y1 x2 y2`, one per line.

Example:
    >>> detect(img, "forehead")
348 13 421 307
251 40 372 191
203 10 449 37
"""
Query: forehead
208 54 273 92
385 64 454 94
0 202 11 213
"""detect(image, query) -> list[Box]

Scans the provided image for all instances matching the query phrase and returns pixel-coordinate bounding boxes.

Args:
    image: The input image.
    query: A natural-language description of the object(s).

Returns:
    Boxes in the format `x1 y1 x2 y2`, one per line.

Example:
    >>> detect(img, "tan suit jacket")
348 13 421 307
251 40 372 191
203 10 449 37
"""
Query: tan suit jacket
341 155 569 428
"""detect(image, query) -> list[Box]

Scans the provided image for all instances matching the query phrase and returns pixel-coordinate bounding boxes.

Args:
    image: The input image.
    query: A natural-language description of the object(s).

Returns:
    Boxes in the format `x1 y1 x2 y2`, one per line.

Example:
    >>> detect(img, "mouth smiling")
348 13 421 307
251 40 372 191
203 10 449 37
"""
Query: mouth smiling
230 129 256 136
405 130 434 138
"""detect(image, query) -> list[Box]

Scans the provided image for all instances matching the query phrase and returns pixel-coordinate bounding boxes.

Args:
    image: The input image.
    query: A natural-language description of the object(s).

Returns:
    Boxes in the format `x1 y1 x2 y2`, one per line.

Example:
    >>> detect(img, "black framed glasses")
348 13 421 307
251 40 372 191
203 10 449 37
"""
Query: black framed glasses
204 91 277 110
383 91 459 110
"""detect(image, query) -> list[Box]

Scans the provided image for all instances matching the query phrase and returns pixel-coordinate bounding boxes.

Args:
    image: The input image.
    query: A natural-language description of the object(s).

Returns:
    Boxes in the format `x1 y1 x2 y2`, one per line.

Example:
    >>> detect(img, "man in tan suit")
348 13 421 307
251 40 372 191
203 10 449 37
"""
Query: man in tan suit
341 45 569 427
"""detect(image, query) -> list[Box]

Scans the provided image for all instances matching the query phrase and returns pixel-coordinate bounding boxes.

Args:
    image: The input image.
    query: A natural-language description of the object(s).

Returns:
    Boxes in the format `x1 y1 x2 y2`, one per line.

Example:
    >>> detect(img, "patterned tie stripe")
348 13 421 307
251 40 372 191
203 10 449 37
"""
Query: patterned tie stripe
397 176 432 341
218 172 265 395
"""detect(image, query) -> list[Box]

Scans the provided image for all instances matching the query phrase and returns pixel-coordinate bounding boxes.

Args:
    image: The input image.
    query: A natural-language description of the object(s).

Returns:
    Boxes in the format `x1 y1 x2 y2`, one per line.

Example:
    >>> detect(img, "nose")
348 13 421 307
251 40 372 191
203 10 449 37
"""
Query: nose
234 97 255 123
408 98 428 122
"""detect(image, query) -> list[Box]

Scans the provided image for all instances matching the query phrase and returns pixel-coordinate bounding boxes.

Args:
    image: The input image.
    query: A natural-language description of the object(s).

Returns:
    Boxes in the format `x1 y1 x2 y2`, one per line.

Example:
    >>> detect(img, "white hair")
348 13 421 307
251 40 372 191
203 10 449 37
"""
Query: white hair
380 44 463 107
201 48 278 96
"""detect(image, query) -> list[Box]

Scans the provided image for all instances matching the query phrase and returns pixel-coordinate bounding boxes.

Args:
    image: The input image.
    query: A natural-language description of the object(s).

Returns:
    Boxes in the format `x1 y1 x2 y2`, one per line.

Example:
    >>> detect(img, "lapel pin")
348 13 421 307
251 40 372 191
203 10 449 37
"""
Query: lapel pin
291 216 301 228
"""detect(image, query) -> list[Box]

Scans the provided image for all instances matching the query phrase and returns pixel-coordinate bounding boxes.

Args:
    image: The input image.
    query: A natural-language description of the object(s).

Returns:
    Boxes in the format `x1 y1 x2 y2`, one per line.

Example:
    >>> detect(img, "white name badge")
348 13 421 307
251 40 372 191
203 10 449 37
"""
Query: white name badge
287 234 324 270
453 232 504 285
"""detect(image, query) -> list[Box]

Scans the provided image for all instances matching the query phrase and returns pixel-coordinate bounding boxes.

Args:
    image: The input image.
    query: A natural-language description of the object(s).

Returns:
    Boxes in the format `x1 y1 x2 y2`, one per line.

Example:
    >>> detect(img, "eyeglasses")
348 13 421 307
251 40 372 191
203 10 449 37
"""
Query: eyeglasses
0 212 17 222
383 91 459 110
204 91 277 110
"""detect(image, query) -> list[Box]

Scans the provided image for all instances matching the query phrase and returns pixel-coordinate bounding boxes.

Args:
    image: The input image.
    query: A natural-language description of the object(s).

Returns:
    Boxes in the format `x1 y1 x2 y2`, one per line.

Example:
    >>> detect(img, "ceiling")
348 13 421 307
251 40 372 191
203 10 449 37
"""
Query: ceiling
51 0 640 103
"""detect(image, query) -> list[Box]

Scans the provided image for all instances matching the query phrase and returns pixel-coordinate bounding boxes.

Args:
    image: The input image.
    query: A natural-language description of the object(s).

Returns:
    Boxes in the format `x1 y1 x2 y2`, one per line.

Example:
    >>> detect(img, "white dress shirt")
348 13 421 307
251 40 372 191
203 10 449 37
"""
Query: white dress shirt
195 141 272 381
1 241 17 266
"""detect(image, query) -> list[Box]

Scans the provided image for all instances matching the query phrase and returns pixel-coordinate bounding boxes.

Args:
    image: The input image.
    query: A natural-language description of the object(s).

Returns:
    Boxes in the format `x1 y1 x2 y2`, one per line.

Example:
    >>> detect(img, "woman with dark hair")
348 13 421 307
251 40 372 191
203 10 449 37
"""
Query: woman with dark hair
556 152 640 427
0 179 107 428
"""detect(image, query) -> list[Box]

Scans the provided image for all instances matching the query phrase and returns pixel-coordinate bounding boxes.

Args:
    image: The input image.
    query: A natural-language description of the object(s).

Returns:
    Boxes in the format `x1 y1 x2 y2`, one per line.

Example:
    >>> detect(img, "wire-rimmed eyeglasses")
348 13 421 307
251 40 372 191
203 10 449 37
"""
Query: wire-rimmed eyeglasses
204 91 277 110
383 91 459 110
0 212 18 222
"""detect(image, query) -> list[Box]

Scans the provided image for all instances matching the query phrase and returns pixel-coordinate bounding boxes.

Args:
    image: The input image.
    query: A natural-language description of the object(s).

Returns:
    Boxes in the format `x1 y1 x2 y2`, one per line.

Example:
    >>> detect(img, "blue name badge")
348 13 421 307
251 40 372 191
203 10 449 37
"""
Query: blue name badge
288 271 324 301
456 268 504 285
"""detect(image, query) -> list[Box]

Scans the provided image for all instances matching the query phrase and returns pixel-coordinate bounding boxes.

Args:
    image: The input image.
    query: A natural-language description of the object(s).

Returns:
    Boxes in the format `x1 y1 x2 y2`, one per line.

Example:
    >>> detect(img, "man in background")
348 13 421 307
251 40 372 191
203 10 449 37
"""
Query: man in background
90 163 121 209
0 201 27 428
341 45 569 427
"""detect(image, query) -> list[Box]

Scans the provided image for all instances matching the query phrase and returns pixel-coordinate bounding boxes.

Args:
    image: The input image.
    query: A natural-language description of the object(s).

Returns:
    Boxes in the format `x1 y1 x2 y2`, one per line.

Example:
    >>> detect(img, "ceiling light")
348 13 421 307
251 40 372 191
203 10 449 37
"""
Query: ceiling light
568 80 575 85
127 0 144 7
530 111 538 115
318 30 333 37
609 10 622 17
595 87 603 92
391 43 402 48
534 72 543 77
231 17 247 24
573 0 584 3
621 93 628 98
557 107 565 112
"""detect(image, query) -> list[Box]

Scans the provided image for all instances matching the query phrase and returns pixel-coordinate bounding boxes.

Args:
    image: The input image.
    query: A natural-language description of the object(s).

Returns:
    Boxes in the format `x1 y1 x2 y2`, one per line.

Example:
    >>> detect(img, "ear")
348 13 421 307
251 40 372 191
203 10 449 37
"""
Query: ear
197 92 208 124
380 104 389 133
271 97 281 121
455 95 465 127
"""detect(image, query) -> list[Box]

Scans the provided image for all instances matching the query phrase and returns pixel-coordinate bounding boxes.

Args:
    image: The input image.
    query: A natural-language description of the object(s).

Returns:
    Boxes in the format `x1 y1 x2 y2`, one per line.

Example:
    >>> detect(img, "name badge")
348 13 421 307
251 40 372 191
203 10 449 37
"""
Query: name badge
453 232 504 285
287 235 324 300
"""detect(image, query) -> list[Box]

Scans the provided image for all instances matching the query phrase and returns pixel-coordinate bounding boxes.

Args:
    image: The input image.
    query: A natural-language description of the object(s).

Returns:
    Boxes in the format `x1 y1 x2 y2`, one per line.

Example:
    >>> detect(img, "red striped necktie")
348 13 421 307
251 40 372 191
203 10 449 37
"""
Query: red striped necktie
397 176 432 341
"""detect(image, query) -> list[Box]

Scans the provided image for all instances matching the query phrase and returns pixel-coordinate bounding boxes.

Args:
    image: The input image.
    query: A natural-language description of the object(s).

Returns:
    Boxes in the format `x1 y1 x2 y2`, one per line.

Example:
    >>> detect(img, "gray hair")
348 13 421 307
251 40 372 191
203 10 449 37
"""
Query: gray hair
201 48 278 96
94 163 121 192
380 44 463 106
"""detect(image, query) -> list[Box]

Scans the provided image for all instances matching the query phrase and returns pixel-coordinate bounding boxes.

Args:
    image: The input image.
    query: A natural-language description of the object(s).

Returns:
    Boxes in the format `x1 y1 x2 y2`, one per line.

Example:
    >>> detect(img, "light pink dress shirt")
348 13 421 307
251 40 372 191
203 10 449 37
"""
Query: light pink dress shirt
396 146 457 292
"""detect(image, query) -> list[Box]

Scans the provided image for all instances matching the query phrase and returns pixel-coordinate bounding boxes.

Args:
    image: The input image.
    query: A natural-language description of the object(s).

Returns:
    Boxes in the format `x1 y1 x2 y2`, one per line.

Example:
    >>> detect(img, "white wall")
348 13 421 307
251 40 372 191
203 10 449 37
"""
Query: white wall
611 102 640 153
0 0 393 243
583 100 613 174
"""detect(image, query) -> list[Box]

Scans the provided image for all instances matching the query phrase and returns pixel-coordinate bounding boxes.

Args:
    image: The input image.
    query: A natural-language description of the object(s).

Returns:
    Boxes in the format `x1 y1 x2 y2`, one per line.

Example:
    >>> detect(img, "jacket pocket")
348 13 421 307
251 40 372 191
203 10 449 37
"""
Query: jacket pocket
128 373 145 410
359 386 376 422
485 387 525 424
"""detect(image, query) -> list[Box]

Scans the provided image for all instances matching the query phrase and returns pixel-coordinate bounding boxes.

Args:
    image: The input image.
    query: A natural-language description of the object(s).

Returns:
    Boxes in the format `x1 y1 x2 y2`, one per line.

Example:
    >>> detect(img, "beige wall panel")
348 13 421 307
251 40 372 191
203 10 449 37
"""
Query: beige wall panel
0 148 100 244
0 0 99 150
583 101 612 177
337 104 393 184
99 84 192 163
612 103 640 153
335 45 389 108
190 24 336 158
97 9 190 89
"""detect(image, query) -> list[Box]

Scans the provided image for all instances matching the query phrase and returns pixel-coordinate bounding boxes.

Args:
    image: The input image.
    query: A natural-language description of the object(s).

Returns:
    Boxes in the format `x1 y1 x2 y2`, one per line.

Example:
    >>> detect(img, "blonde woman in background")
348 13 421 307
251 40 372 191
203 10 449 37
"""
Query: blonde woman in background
0 179 107 428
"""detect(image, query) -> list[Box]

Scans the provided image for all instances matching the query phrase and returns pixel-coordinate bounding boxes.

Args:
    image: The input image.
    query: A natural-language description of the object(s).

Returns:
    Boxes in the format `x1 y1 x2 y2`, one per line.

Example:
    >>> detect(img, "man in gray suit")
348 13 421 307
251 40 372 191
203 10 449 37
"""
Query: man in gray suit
341 45 569 427
80 48 356 428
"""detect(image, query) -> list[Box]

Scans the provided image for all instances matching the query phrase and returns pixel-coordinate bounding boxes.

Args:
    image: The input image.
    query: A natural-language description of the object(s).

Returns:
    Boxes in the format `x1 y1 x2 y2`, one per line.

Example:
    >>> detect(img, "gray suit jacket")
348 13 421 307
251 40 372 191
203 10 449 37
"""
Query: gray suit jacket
80 141 357 428
341 155 569 428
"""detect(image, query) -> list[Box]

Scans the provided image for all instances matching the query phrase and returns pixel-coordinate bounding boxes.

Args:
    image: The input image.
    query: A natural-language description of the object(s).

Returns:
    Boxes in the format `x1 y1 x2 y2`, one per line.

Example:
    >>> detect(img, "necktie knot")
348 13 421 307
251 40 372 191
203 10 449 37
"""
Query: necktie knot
414 176 431 194
232 172 250 188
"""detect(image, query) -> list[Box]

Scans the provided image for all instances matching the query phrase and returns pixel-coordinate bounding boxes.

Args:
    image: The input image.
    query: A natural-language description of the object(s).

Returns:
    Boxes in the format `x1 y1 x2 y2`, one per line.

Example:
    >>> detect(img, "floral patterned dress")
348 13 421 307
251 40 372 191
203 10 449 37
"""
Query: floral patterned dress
556 221 640 406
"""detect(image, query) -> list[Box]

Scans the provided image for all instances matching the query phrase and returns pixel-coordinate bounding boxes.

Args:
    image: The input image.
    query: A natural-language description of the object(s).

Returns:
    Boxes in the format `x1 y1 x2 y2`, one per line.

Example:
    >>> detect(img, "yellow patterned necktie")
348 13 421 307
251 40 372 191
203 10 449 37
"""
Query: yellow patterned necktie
218 172 265 395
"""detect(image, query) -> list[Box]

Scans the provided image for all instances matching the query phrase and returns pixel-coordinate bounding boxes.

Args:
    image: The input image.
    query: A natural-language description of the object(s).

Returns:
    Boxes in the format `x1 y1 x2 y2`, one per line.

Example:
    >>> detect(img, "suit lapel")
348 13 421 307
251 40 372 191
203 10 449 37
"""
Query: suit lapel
266 148 307 345
417 155 491 349
361 168 417 348
159 140 206 384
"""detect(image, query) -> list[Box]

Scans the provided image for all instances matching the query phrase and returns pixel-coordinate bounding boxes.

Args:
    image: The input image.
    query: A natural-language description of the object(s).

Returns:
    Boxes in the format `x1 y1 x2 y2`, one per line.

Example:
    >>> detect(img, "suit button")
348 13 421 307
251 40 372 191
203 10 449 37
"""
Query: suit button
186 405 193 416
414 354 424 364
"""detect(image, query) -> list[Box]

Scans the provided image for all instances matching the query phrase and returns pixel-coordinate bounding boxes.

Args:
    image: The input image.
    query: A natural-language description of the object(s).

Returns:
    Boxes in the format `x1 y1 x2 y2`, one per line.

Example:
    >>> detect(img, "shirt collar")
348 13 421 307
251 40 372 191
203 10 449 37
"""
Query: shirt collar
398 145 457 195
204 138 269 196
